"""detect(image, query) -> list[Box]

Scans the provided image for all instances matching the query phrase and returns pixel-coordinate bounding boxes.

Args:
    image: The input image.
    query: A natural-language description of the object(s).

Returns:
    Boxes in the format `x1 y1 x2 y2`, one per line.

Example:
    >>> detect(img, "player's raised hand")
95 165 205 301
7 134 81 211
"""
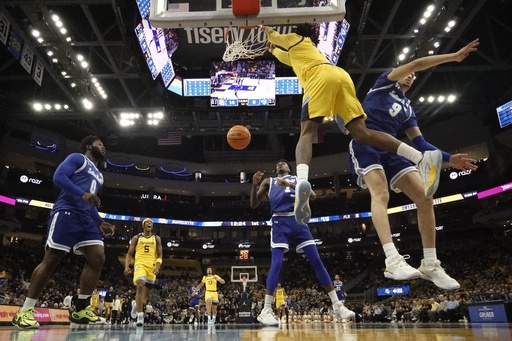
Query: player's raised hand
259 25 271 33
252 171 265 185
453 38 479 62
449 153 478 171
82 192 101 207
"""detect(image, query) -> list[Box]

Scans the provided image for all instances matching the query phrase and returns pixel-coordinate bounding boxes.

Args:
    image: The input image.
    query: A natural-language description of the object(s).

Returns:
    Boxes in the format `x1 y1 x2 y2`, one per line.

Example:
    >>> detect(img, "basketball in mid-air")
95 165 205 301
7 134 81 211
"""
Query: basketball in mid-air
227 125 251 150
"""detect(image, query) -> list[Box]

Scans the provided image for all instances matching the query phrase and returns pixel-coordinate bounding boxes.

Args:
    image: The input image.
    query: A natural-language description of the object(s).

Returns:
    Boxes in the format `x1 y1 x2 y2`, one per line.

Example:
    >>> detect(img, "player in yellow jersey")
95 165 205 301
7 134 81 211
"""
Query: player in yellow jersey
90 288 99 314
124 218 162 327
274 283 288 324
192 267 225 324
259 24 444 225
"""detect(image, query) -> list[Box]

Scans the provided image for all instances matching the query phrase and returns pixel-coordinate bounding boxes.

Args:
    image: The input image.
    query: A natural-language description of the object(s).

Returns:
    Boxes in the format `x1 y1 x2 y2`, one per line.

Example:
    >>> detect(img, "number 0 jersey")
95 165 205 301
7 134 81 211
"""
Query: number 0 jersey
361 70 418 136
135 233 158 265
52 153 104 216
268 175 297 214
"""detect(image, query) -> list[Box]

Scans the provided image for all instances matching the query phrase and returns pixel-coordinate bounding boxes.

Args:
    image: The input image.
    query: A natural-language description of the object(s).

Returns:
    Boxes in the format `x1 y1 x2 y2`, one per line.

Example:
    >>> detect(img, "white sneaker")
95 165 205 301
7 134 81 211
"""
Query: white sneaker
417 150 442 197
384 254 422 280
257 308 279 325
136 314 144 327
418 259 460 290
294 180 312 224
131 301 137 319
333 301 355 320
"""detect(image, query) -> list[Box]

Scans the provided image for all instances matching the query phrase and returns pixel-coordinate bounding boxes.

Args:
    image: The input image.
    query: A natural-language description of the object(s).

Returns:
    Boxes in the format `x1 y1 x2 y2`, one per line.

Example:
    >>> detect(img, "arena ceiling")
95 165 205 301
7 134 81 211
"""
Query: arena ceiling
0 0 511 164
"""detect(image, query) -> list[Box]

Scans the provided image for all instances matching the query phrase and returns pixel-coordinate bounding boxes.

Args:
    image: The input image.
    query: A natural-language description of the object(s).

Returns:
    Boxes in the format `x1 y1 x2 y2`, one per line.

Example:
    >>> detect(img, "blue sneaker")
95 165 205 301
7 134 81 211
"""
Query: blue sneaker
294 180 312 224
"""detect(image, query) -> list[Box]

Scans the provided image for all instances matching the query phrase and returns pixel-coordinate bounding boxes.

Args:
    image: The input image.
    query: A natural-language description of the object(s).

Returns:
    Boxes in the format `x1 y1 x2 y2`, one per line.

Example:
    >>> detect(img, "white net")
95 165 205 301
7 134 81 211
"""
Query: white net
223 26 269 62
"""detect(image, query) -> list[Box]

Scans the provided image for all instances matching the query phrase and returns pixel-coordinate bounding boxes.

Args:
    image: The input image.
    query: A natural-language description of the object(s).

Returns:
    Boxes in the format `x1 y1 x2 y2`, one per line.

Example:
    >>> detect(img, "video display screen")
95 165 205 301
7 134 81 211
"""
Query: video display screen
275 77 302 95
210 60 276 107
317 19 350 65
496 99 512 128
167 75 183 96
134 19 178 80
183 78 210 97
376 286 410 296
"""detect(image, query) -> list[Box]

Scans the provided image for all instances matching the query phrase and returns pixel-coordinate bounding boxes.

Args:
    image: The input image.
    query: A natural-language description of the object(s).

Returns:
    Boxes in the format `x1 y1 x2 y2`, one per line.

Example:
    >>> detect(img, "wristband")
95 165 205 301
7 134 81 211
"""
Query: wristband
156 258 162 264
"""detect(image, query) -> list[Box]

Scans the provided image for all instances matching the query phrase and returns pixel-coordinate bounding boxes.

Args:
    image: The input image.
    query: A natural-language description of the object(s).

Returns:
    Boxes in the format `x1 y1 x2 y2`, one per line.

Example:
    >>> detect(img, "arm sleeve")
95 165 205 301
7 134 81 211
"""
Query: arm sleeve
90 206 104 226
53 153 86 197
412 136 451 163
272 48 292 66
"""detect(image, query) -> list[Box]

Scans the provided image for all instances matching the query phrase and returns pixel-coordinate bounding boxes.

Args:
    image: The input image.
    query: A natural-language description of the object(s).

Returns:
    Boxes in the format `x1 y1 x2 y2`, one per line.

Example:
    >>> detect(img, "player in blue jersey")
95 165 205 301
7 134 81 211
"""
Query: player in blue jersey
250 160 355 325
12 136 115 329
189 281 201 325
349 39 480 290
259 24 447 226
332 275 347 302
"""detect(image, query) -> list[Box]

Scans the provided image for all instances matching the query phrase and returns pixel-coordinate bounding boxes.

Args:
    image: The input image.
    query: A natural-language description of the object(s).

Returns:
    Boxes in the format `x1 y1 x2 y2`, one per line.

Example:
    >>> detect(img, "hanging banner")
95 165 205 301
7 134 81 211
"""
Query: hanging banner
6 27 23 60
20 44 35 73
33 58 44 86
0 11 10 45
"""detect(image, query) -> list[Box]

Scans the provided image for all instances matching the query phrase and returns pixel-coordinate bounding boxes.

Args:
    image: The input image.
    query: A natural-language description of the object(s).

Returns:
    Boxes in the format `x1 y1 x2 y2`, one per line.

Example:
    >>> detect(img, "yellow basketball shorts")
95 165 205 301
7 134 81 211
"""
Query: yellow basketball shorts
133 262 156 286
302 64 366 129
205 291 219 303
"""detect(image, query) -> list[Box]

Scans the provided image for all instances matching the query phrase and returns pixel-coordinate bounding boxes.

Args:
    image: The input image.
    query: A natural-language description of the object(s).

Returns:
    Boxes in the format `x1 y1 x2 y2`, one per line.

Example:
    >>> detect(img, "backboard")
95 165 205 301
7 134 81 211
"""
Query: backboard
150 0 346 29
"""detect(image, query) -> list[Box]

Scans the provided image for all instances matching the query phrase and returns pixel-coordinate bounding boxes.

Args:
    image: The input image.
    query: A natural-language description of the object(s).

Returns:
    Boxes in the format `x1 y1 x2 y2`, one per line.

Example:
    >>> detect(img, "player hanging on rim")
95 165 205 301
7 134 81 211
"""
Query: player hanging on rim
250 160 355 325
258 24 443 226
124 218 163 327
192 267 225 324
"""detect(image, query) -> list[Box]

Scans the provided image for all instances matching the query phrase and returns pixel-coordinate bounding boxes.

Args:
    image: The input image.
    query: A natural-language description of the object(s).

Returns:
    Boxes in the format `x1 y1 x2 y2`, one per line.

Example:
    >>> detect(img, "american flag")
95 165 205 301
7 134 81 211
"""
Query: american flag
157 131 182 146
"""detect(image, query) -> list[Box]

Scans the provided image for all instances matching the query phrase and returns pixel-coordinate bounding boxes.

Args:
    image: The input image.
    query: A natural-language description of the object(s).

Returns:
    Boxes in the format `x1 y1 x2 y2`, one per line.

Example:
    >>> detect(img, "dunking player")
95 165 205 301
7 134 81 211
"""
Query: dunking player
12 136 115 328
259 24 443 225
349 39 480 290
192 267 225 324
250 160 355 325
124 218 163 326
275 283 288 324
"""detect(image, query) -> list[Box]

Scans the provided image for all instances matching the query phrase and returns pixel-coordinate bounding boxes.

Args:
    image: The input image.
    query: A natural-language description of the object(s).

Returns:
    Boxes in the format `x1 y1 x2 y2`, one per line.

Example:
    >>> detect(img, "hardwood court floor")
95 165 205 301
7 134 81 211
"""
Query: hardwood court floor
2 322 512 341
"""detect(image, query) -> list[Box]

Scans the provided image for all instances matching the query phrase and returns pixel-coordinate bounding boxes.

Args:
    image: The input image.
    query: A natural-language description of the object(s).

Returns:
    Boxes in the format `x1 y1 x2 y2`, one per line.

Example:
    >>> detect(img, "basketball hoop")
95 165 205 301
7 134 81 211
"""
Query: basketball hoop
223 26 269 62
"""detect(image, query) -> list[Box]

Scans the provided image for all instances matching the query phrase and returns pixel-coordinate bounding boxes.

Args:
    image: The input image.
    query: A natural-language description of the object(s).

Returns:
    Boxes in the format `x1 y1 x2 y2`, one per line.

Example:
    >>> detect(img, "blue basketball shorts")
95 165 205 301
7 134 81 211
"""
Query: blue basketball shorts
189 298 200 308
270 215 316 253
349 140 417 193
46 210 103 255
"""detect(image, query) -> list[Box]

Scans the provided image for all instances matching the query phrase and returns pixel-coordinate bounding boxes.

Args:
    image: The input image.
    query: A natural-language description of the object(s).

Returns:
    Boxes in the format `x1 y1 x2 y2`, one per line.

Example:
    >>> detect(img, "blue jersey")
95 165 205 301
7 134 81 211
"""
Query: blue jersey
189 286 201 303
52 153 104 217
268 175 297 214
333 280 345 299
361 70 418 136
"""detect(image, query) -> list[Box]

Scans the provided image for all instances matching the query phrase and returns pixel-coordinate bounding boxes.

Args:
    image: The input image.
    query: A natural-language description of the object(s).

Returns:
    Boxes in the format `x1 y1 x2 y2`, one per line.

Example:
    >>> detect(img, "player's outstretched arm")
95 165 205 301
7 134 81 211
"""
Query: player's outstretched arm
388 38 479 81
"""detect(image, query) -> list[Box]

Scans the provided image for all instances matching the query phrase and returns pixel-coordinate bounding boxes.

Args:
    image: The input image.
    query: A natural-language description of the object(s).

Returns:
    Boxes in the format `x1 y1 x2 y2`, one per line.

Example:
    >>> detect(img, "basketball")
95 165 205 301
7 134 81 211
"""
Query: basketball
227 125 251 150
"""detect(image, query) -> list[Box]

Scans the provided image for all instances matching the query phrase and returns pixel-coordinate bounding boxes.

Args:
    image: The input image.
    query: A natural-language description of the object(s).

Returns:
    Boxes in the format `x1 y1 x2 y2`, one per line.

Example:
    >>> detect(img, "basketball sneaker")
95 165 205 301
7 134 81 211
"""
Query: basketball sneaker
384 254 422 280
257 308 279 325
130 301 137 319
418 259 460 290
136 314 144 327
69 305 106 325
333 301 355 320
294 180 312 224
12 308 39 329
417 150 442 197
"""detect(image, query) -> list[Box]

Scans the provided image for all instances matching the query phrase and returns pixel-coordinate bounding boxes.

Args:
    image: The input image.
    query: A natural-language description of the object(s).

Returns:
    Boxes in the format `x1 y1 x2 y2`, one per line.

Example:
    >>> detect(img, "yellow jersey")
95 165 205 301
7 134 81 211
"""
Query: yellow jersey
91 293 99 308
135 233 158 265
202 275 221 292
275 288 285 301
